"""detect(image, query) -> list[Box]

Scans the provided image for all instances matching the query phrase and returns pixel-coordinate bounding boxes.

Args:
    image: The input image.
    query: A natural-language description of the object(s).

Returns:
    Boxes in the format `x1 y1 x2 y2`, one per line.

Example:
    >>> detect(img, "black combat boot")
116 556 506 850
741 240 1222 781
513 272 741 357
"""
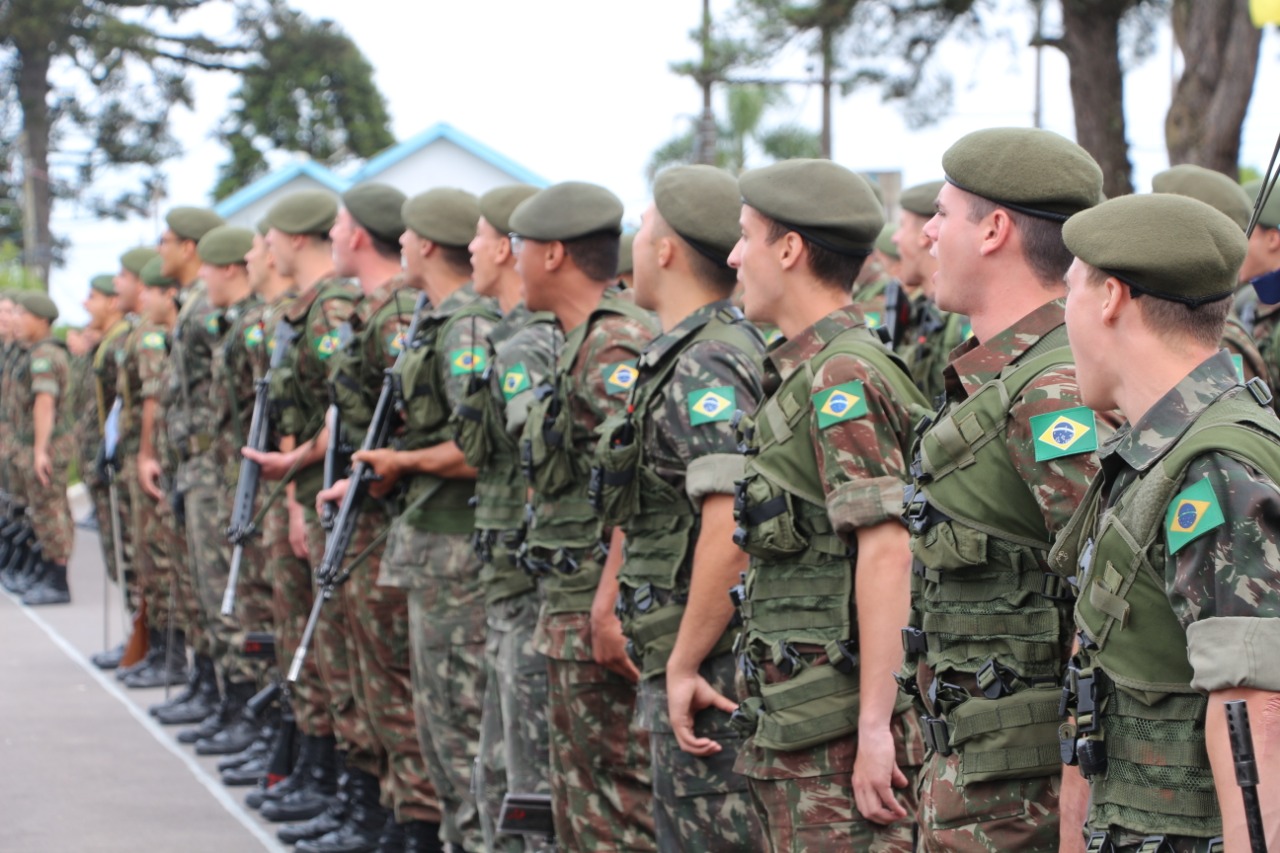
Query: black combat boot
153 651 219 725
12 543 44 594
376 813 405 853
400 820 444 853
246 729 314 810
0 526 32 591
21 561 71 606
294 768 386 853
195 680 260 755
217 732 272 772
277 759 349 846
122 628 187 688
260 734 338 822
90 643 126 670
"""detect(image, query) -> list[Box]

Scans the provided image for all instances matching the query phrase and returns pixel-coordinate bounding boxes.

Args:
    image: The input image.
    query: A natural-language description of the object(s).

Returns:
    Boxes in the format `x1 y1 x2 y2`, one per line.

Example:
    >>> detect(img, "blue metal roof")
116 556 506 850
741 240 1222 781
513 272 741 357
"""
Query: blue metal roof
351 121 548 186
213 160 349 217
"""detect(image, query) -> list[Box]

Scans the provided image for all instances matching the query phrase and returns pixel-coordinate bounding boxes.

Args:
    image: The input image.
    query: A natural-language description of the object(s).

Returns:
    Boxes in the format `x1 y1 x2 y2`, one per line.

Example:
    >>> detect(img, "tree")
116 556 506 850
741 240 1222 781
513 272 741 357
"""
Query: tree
212 1 395 200
0 0 244 286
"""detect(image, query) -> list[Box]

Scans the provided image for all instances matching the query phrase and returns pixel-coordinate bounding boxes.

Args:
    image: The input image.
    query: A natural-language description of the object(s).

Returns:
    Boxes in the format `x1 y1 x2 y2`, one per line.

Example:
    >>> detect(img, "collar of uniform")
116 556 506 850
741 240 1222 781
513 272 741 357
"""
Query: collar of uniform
943 299 1066 398
767 304 865 383
639 299 731 369
1107 349 1241 472
430 280 481 319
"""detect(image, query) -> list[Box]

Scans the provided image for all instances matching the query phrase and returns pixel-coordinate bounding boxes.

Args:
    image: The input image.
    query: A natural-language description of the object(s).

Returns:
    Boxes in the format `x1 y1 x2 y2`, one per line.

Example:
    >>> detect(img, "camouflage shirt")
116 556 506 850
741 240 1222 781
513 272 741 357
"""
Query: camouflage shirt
1250 298 1280 410
17 338 73 447
1220 315 1268 386
166 280 224 456
489 304 560 441
211 294 264 472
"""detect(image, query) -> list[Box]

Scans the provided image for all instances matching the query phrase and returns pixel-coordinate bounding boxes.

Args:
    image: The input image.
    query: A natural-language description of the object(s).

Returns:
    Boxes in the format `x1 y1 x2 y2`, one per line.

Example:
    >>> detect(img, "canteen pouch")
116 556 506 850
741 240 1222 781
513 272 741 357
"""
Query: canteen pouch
946 686 1064 785
527 395 580 498
399 344 450 438
752 663 861 752
452 377 494 467
910 516 990 572
591 416 642 526
733 473 808 559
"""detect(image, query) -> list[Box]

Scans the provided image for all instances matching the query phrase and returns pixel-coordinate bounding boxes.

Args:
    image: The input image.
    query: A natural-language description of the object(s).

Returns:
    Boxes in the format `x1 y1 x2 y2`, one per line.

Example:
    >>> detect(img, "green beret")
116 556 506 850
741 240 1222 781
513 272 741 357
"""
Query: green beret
478 185 540 236
1152 165 1251 231
255 219 269 236
739 159 884 256
140 256 179 289
617 232 635 275
900 180 944 218
654 164 742 267
197 226 255 266
90 274 117 296
120 247 159 276
342 183 406 243
509 182 624 241
943 128 1102 222
402 188 480 246
16 290 58 321
165 206 225 242
1244 179 1280 229
875 223 900 259
1064 193 1246 307
265 190 339 236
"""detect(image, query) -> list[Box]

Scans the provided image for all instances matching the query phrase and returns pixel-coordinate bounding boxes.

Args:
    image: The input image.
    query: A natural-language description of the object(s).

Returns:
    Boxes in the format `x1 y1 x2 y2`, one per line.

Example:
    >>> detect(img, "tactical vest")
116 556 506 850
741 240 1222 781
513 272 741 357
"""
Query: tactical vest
269 279 357 442
170 283 223 454
328 285 418 437
393 292 499 535
522 297 654 615
1050 379 1280 839
453 311 558 606
900 323 1077 786
593 306 763 678
732 317 926 752
93 318 133 430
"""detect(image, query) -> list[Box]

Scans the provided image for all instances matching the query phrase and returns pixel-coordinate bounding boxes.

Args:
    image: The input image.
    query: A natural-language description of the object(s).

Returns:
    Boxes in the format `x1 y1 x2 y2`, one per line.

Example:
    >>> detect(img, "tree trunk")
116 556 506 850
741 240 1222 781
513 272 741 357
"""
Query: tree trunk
1166 0 1261 175
15 41 53 288
1057 0 1134 199
820 24 833 159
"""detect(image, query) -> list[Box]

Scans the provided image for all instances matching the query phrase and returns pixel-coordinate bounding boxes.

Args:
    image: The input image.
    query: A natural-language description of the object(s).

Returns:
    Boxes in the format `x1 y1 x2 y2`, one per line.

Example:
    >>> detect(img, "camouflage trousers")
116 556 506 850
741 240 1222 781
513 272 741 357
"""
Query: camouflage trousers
159 457 206 655
221 485 275 687
539 611 657 853
88 472 134 604
741 710 924 853
126 458 172 634
638 653 761 853
272 499 329 739
22 441 73 565
478 586 552 852
916 749 1060 853
179 454 253 684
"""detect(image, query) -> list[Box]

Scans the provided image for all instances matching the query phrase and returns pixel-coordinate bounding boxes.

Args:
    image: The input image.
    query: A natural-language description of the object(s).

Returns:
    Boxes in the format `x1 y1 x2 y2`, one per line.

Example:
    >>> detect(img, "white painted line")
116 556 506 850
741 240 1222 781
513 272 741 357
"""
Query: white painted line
5 593 287 853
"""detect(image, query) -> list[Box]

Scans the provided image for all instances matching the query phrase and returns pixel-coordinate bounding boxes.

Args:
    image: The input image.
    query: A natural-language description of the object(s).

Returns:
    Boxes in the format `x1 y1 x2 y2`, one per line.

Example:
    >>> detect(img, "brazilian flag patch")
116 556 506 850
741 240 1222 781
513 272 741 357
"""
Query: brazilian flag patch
141 331 166 351
1029 406 1098 461
764 328 784 346
1232 354 1245 383
813 381 868 428
30 357 51 373
688 386 736 425
502 363 530 400
605 360 639 395
244 324 265 349
316 333 341 360
386 330 408 357
204 314 221 335
1166 478 1226 554
962 322 974 341
449 347 487 376
864 311 881 329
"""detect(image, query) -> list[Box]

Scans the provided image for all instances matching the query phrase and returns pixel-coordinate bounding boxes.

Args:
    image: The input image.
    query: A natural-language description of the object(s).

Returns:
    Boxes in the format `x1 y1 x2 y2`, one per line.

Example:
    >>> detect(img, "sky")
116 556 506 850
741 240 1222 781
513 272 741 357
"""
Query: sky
42 0 1280 325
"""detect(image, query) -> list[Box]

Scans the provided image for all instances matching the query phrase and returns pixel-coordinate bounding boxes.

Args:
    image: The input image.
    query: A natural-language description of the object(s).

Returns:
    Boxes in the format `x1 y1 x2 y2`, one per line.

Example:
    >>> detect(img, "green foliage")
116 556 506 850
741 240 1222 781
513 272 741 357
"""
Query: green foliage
1241 165 1263 185
213 1 394 200
0 241 45 291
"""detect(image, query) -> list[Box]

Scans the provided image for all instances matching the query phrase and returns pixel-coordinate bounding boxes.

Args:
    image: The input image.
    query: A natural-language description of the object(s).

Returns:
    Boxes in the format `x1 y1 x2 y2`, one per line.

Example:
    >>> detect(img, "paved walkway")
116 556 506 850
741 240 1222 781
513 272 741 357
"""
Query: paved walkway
0 489 285 853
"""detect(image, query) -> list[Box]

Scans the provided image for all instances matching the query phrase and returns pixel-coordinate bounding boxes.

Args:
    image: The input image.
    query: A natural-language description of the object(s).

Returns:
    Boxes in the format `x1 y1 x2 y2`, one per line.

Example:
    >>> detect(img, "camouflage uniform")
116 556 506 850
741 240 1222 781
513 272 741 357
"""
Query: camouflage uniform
454 302 560 852
900 297 971 406
1220 315 1268 386
901 300 1107 853
1051 351 1280 851
522 293 659 851
1250 298 1280 410
594 301 765 852
0 340 21 499
732 306 925 853
851 276 889 336
383 282 497 849
14 338 75 564
86 318 136 592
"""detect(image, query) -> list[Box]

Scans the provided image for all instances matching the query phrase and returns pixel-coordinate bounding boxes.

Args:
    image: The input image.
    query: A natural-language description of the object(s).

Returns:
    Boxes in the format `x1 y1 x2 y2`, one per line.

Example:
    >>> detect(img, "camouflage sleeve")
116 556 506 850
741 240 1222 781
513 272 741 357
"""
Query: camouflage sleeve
438 312 496 411
809 352 915 541
1007 367 1110 537
314 294 357 369
29 344 63 399
496 322 560 435
137 331 170 400
575 315 654 430
658 340 763 504
372 295 415 371
1168 453 1280 692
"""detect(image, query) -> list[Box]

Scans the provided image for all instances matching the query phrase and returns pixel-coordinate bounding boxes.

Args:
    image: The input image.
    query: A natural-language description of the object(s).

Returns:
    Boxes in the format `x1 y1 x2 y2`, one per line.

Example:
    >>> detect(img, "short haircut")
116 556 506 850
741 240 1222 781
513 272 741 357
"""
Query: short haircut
966 195 1074 287
368 231 402 261
1085 264 1229 348
439 244 473 278
765 218 865 292
563 231 621 283
652 215 737 295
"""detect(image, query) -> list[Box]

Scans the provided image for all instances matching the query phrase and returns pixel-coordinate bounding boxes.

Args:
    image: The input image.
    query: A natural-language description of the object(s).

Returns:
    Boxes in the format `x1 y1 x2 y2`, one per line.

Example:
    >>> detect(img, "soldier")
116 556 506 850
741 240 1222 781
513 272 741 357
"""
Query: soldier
452 183 555 852
591 165 766 851
1053 192 1280 852
724 160 926 851
1241 179 1280 395
896 128 1106 853
13 290 75 606
616 230 636 291
511 182 659 851
0 289 36 595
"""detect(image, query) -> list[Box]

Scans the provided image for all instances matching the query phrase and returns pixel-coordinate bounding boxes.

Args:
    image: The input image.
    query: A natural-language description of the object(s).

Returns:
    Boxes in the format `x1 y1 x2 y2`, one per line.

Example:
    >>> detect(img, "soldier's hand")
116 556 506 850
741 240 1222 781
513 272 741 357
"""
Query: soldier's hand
34 449 52 488
138 455 164 501
351 449 400 500
288 499 309 559
242 446 296 481
316 478 350 514
852 725 909 825
589 606 640 683
667 667 738 756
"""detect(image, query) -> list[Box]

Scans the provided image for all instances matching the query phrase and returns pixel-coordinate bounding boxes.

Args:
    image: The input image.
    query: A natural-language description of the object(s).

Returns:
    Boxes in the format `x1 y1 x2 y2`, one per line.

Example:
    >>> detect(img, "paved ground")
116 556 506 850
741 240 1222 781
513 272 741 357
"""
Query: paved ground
0 487 288 853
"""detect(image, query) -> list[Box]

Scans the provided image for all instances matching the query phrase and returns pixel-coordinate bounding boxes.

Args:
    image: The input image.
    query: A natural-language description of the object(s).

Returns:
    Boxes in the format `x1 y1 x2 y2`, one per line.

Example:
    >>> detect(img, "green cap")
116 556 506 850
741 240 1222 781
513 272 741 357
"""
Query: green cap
141 256 179 289
265 190 339 236
90 274 117 296
617 232 635 275
1152 165 1251 231
255 219 269 236
1244 179 1280 229
1064 193 1247 307
654 164 742 267
197 226 255 266
739 159 884 256
875 223 900 259
16 290 58 321
478 185 540 236
402 188 480 246
943 128 1103 222
509 182 624 241
165 206 225 242
342 183 407 243
900 180 944 218
120 247 159 276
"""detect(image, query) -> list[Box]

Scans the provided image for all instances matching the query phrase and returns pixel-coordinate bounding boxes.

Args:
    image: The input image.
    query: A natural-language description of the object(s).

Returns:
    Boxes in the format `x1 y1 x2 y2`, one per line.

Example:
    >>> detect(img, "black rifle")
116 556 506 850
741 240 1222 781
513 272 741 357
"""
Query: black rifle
288 291 429 683
1226 699 1269 853
321 404 342 531
881 280 913 350
222 320 297 617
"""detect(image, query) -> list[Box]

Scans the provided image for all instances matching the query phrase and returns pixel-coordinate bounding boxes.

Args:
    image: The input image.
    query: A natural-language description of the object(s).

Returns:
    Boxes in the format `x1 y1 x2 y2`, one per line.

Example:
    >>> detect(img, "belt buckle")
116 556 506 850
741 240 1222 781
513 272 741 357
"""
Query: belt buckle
1085 831 1115 853
921 714 952 756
